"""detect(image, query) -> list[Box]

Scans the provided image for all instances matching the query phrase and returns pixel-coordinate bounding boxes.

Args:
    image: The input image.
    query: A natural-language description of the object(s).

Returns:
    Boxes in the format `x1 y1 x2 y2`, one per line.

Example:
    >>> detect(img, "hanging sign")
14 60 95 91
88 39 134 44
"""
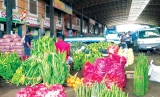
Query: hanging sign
53 0 72 14
20 8 27 21
0 10 24 24
89 19 95 25
44 20 50 28
56 20 62 29
26 17 40 27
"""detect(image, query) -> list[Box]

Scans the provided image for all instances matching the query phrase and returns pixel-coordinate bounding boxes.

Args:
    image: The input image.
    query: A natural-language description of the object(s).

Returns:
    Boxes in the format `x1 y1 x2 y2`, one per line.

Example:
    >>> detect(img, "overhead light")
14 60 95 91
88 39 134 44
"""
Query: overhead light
128 0 150 22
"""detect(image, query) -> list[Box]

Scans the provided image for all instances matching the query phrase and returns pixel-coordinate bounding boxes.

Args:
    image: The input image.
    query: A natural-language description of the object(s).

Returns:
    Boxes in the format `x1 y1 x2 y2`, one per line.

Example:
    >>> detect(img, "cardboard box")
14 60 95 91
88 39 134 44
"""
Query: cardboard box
125 71 134 79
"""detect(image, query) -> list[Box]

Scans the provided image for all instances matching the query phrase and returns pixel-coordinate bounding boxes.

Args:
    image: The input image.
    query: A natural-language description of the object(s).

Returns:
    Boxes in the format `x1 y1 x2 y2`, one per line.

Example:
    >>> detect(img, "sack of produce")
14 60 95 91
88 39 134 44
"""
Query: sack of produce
149 60 160 82
0 46 4 49
94 57 111 77
15 42 23 46
109 54 127 67
3 38 13 42
83 73 103 86
10 42 16 46
107 46 119 54
0 38 3 42
127 48 134 65
11 46 24 49
3 34 12 38
2 42 11 46
11 34 20 39
0 42 3 46
13 38 22 42
104 63 126 90
4 46 10 50
81 61 92 77
83 64 96 77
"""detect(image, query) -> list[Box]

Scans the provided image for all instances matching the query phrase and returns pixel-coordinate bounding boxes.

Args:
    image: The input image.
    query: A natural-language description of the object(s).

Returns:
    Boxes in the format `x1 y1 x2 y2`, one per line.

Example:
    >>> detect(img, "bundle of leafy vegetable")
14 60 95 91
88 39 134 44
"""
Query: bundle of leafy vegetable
0 52 22 80
85 42 117 51
75 81 128 97
69 42 86 53
133 53 149 96
72 52 87 71
72 50 103 71
11 36 68 86
72 42 116 71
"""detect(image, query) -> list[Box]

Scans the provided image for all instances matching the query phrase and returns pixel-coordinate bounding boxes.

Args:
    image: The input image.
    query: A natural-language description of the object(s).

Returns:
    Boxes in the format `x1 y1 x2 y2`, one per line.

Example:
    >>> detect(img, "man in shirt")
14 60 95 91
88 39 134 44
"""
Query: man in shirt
55 33 72 71
55 33 70 60
24 31 32 58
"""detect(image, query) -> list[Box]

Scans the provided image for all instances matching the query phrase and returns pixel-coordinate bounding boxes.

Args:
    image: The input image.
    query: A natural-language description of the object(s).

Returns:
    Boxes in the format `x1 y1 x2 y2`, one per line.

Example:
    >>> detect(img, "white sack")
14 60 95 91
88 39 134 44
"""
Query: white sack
148 60 160 82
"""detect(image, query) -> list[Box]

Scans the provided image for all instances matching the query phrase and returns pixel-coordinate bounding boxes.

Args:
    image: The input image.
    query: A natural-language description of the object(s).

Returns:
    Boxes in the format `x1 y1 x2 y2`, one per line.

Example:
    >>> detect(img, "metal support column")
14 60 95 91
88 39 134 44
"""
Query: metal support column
88 14 90 33
102 24 104 33
94 24 96 34
6 0 12 34
50 0 54 37
80 8 83 34
69 2 72 30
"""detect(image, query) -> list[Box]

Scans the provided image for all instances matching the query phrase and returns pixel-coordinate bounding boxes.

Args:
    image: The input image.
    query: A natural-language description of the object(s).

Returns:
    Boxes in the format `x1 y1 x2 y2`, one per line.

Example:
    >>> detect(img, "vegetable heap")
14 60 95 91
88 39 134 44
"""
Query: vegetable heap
75 81 128 97
11 36 69 86
16 84 66 97
72 42 117 71
69 42 86 53
133 53 149 96
0 52 22 80
66 73 83 90
85 42 117 51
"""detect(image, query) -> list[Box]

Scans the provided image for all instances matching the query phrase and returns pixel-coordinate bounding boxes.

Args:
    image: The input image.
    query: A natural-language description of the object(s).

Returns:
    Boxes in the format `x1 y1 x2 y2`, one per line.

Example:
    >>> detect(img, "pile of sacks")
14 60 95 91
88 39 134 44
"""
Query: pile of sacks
82 46 127 90
0 34 24 57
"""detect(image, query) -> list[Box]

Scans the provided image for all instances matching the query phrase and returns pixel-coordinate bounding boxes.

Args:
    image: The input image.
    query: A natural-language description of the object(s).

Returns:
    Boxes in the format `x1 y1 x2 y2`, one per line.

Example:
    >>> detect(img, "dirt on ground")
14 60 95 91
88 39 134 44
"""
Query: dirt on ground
0 52 160 97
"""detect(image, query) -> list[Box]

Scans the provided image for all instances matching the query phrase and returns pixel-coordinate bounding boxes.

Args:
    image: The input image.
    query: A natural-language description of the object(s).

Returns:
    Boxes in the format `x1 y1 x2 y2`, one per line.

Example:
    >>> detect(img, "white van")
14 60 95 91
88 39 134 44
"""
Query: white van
132 28 160 51
105 29 120 44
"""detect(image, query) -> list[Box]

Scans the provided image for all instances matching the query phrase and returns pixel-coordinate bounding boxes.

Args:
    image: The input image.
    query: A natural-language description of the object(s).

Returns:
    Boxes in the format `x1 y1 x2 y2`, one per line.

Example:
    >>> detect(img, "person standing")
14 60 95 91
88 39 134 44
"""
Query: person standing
125 33 131 48
68 30 73 37
120 32 127 49
55 33 70 60
24 31 32 58
55 33 73 71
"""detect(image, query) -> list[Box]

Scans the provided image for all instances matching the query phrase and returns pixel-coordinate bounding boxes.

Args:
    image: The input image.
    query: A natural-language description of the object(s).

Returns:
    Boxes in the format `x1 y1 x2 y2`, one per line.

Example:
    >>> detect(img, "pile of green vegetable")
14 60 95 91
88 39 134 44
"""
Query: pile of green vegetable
72 42 116 71
133 53 149 96
85 42 117 51
0 52 22 80
69 42 86 53
72 50 102 71
11 36 68 86
75 81 128 97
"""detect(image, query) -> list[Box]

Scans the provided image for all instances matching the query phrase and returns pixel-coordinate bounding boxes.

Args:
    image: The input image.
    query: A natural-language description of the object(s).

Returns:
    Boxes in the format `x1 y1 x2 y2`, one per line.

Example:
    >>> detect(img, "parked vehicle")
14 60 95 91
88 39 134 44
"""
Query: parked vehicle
105 26 120 44
132 28 160 51
154 27 160 33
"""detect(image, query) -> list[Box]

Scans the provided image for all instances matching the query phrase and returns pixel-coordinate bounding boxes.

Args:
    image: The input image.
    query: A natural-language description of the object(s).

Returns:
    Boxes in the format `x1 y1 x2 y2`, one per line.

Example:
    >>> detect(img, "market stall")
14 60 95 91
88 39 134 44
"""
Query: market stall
0 36 151 97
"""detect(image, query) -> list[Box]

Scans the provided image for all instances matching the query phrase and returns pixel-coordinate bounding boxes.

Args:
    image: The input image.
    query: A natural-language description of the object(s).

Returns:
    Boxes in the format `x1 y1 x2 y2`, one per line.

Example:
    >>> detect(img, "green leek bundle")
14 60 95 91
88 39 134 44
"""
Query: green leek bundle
11 36 68 86
75 81 128 97
133 53 149 96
